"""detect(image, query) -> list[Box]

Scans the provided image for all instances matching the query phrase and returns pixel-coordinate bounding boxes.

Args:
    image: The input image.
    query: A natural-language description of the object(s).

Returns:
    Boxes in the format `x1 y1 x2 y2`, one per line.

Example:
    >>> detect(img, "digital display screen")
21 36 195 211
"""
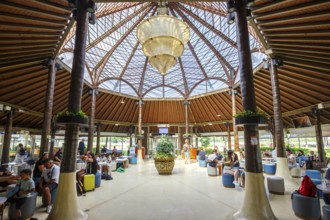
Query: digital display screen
159 127 169 134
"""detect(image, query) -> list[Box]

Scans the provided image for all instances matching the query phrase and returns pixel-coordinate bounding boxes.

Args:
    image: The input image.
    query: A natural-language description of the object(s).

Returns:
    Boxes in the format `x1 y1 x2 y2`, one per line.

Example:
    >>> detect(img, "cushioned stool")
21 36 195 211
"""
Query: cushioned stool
199 160 207 167
130 157 137 164
207 165 217 176
222 173 235 188
267 176 285 195
264 163 276 175
323 205 330 220
291 166 301 178
8 192 37 220
306 170 322 185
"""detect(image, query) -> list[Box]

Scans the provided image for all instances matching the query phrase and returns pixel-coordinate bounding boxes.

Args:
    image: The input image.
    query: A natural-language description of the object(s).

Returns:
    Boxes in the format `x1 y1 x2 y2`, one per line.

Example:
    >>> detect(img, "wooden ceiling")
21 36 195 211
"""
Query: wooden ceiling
0 0 329 134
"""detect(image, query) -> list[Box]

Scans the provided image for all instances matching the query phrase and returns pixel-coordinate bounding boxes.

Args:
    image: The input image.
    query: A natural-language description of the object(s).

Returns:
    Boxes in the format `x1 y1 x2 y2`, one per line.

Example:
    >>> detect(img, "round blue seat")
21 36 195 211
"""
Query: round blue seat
199 160 206 167
222 173 235 188
130 157 137 164
264 163 276 175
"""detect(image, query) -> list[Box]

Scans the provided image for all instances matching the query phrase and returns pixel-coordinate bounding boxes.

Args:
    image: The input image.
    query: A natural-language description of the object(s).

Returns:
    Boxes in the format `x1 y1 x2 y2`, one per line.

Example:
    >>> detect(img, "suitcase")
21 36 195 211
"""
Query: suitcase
83 174 95 191
95 172 101 188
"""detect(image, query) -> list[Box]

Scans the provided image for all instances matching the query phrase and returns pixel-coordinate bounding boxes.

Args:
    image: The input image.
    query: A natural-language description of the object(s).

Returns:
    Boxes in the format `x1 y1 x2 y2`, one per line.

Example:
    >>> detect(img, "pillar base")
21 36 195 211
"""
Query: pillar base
275 157 297 188
47 172 87 220
233 172 276 220
137 149 144 164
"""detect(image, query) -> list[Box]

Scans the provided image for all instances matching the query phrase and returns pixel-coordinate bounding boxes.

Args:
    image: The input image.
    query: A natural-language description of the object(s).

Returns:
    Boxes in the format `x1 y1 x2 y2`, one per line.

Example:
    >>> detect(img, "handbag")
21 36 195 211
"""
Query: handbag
6 184 20 199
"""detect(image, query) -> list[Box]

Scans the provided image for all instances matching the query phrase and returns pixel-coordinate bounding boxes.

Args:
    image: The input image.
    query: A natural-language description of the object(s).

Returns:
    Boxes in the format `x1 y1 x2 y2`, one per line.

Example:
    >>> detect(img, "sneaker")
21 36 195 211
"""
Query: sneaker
46 205 52 213
233 181 239 186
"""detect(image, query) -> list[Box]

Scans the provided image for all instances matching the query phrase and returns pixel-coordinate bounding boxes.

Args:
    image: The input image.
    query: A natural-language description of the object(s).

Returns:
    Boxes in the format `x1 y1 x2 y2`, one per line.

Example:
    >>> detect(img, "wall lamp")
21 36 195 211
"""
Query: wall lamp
89 13 96 25
88 88 99 96
227 12 235 25
86 0 96 13
227 0 236 13
228 87 238 96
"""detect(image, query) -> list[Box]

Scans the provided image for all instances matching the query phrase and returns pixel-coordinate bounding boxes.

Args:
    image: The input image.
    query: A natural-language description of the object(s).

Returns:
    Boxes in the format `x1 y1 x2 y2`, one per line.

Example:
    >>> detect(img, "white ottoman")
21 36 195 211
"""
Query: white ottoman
207 165 217 176
267 176 285 195
291 166 301 178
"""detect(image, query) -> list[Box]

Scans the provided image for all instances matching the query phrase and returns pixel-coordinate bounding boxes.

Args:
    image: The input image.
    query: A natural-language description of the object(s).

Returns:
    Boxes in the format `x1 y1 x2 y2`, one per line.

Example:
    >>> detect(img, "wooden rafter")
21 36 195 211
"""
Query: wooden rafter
94 6 155 80
178 57 188 98
85 3 151 51
169 5 232 81
96 2 144 18
175 3 237 49
139 58 148 97
182 2 226 16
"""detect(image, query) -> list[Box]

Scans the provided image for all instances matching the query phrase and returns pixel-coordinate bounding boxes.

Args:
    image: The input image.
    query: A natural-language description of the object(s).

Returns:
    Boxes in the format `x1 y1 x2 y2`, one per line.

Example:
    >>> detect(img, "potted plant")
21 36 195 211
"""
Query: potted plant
154 135 176 175
234 110 268 126
183 133 192 139
56 110 88 125
136 134 144 140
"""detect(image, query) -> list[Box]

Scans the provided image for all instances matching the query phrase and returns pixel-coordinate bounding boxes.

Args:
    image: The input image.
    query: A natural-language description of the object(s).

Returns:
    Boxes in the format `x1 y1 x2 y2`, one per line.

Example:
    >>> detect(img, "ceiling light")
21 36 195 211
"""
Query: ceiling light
246 0 255 8
86 0 96 13
246 9 252 21
136 7 190 75
121 99 125 104
227 12 235 25
227 0 236 13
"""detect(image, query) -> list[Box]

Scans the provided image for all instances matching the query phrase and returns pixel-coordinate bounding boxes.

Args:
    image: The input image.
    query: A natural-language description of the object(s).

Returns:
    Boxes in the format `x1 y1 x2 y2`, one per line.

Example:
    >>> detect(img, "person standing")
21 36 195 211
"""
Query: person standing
78 139 86 155
183 139 192 164
40 158 60 214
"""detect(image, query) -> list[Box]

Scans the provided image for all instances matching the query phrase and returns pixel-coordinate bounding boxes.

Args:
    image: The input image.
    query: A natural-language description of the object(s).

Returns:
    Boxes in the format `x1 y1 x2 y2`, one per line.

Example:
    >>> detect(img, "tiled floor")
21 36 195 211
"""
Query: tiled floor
4 159 312 220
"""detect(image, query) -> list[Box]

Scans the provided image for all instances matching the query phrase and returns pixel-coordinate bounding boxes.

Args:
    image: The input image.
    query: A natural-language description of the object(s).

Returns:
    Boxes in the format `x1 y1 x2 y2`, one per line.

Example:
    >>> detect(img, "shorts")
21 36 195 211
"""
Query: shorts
184 152 190 159
44 182 58 192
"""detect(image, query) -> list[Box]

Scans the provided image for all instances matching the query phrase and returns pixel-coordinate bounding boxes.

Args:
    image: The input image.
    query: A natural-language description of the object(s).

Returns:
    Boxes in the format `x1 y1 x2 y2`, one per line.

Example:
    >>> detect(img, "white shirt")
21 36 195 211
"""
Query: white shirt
208 153 217 162
272 149 277 161
41 164 60 184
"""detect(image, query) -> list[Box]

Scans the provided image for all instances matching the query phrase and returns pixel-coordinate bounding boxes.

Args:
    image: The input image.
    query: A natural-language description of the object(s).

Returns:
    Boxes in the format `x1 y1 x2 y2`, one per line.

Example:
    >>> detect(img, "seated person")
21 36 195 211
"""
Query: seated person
33 153 48 194
207 149 222 176
323 169 330 204
198 147 206 161
84 152 98 175
286 149 297 168
7 169 35 219
54 148 63 164
0 166 18 188
220 150 240 185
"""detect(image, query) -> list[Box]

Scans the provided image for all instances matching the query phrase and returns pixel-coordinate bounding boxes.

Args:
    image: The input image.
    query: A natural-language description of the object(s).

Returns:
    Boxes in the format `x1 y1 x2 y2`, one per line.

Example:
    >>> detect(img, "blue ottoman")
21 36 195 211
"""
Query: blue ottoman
222 173 235 188
8 192 37 220
199 160 207 167
323 205 330 220
130 157 137 164
95 172 101 188
264 163 276 175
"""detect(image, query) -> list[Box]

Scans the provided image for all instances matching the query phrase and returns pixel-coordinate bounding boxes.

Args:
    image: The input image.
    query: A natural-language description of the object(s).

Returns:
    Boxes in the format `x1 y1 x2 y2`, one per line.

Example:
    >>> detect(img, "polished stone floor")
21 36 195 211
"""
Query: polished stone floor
5 159 309 220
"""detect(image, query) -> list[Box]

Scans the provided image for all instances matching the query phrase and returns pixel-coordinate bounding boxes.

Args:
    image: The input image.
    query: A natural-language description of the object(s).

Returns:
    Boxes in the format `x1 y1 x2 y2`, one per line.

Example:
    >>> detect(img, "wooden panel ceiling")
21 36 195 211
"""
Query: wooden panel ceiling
0 0 329 134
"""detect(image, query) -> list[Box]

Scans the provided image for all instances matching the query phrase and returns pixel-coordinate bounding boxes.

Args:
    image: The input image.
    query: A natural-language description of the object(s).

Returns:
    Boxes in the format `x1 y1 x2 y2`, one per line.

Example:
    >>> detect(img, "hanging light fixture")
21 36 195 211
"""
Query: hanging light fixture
227 12 235 25
136 6 190 75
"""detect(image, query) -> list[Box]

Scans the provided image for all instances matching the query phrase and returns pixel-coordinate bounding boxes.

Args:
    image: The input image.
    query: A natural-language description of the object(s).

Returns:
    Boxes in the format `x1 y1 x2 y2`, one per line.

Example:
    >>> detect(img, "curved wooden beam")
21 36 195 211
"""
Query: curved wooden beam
142 85 185 98
188 77 229 96
97 77 139 96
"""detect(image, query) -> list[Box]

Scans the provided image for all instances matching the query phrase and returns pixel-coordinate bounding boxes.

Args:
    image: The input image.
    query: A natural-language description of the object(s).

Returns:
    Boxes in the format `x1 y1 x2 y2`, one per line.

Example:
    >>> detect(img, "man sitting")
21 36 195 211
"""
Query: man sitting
198 147 206 161
40 158 60 214
207 149 222 176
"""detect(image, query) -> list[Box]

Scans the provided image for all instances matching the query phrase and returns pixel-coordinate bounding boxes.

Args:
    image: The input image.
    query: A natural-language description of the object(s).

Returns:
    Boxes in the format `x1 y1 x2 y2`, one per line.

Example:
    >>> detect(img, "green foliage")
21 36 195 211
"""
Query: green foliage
56 110 87 118
205 148 213 155
233 110 267 118
154 135 176 159
200 137 210 147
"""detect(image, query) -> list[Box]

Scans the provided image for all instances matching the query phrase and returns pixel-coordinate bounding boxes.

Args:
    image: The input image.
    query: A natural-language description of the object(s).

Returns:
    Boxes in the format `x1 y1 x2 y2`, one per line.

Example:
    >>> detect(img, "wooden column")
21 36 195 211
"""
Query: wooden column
232 88 239 151
49 118 56 158
233 0 275 219
1 110 14 166
183 99 190 144
314 109 325 163
137 99 143 149
226 122 232 150
129 125 133 147
47 0 88 219
96 123 101 155
87 88 97 152
40 59 56 156
270 58 285 158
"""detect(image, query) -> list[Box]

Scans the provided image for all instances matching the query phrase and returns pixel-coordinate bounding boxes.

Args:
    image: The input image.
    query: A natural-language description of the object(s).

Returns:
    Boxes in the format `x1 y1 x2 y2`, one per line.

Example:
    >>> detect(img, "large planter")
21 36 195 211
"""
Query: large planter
154 157 175 175
235 116 268 126
56 116 88 126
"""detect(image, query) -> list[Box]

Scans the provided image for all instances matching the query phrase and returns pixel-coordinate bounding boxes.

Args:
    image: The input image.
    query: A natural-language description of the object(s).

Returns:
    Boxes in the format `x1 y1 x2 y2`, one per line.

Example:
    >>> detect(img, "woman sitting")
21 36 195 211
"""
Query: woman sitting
221 150 240 186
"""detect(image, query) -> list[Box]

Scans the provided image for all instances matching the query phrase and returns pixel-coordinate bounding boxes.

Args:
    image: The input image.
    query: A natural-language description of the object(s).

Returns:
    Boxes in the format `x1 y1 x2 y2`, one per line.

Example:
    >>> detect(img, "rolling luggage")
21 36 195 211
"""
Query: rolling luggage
95 172 101 188
83 174 95 191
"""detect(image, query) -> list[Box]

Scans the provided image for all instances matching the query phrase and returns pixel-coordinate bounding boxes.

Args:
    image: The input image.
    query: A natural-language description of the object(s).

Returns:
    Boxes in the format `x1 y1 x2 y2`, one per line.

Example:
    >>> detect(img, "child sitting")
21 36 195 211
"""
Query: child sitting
7 169 35 219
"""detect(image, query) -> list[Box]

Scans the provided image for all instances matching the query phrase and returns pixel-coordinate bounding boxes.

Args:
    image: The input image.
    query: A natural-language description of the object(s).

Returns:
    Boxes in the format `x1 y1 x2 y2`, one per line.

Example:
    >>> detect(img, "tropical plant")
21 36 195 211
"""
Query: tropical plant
233 110 267 118
200 137 210 147
183 133 192 138
154 135 176 159
56 110 87 118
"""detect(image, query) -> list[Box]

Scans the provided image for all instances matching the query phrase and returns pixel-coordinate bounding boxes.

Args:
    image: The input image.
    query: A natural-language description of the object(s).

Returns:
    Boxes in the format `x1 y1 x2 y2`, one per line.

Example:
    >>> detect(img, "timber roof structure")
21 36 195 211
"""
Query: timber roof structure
0 0 329 134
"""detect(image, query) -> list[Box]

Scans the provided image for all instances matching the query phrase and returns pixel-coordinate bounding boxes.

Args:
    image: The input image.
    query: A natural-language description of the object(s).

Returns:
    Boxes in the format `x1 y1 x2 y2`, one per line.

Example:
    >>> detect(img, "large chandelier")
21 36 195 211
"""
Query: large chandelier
136 7 190 75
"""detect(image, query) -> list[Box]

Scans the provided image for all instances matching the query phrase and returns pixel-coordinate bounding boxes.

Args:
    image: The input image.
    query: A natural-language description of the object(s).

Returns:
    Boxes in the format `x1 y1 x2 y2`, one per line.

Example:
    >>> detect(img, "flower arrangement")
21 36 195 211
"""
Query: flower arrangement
233 110 266 118
56 110 87 118
234 110 267 125
136 134 144 139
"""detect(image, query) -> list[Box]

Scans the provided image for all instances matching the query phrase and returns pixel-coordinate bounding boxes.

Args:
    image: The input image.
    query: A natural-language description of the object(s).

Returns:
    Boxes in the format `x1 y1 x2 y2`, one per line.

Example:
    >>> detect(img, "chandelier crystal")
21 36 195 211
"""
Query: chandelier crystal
136 7 190 75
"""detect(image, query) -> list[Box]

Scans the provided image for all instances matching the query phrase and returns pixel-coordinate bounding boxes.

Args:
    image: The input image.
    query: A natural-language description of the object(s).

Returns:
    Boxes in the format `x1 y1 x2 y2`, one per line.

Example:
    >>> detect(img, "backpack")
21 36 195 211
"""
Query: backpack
298 175 316 197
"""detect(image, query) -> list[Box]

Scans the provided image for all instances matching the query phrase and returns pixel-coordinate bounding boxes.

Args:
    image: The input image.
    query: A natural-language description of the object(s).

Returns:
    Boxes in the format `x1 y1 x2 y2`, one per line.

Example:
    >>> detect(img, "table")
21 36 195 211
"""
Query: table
262 158 273 163
317 184 330 194
117 158 129 168
321 168 328 178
